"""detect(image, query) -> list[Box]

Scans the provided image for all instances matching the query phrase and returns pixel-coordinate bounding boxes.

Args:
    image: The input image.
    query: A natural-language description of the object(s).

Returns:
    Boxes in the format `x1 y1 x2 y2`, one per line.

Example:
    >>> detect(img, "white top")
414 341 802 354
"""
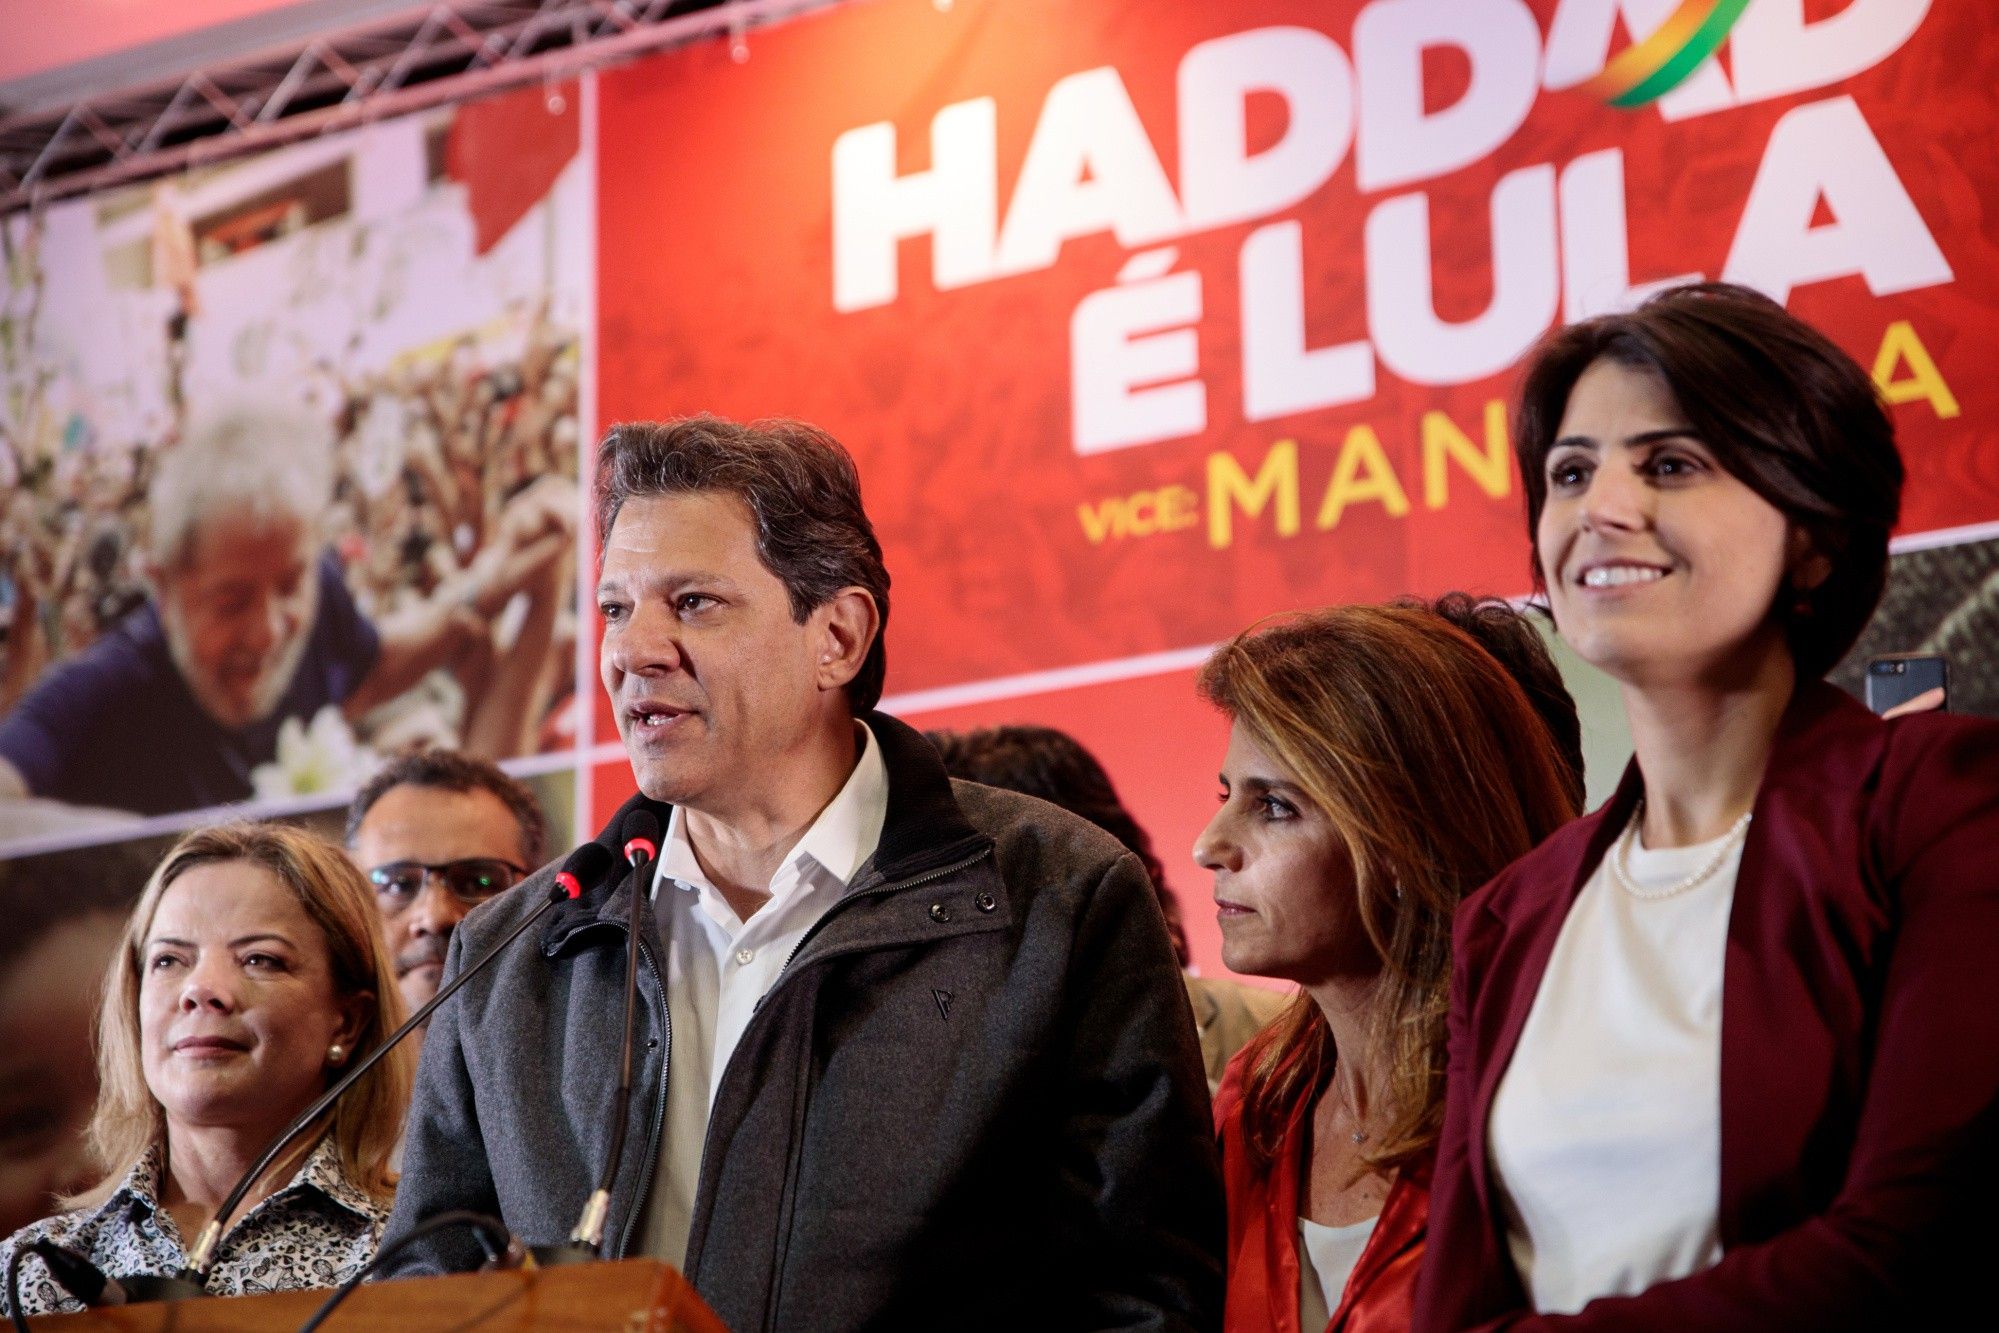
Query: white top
1296 1214 1379 1331
1487 822 1745 1314
638 723 889 1267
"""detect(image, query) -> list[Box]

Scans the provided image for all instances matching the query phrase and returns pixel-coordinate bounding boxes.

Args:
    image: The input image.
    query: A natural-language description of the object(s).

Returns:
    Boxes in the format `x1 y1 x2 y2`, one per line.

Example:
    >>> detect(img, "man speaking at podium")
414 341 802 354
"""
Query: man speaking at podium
380 417 1223 1329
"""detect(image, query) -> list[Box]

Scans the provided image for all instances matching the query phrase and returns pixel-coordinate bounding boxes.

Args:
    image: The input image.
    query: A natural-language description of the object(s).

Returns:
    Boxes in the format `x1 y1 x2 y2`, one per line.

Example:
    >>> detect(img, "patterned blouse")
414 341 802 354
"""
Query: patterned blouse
0 1137 388 1316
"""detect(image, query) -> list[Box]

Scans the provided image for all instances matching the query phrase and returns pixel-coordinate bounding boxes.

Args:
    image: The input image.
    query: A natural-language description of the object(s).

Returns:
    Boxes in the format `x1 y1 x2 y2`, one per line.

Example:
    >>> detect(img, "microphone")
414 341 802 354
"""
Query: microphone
623 817 659 869
4 1241 219 1320
14 1239 127 1310
170 841 616 1294
10 1240 215 1313
546 810 659 1262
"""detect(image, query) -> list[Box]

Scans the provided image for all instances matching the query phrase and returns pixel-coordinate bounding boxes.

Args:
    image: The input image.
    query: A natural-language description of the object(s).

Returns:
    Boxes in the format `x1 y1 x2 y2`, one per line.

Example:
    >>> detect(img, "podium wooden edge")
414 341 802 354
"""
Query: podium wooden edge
25 1257 725 1332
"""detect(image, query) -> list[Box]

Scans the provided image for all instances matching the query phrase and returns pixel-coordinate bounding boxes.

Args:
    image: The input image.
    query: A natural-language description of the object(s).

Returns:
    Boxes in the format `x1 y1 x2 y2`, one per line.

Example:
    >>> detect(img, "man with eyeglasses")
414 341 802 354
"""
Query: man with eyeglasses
345 749 547 1031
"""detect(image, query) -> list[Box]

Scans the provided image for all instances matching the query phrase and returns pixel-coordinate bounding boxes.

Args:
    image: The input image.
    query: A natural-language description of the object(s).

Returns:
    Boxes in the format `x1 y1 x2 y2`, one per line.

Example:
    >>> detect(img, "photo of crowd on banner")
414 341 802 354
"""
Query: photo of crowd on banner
0 94 586 852
0 87 586 1247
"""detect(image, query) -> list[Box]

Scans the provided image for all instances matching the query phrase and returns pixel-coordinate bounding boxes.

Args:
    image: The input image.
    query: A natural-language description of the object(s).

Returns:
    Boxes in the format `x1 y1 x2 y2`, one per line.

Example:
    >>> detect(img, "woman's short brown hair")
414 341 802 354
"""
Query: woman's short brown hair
1513 282 1903 679
69 823 411 1208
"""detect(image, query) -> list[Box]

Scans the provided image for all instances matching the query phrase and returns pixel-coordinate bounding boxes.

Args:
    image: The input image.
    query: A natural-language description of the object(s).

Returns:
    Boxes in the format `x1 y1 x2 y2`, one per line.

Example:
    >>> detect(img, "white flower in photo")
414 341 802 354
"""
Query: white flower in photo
250 705 380 799
354 393 408 499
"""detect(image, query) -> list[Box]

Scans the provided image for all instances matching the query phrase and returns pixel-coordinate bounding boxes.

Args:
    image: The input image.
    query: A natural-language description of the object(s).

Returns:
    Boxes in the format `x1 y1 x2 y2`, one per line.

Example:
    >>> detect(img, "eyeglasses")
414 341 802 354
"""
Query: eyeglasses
368 858 528 910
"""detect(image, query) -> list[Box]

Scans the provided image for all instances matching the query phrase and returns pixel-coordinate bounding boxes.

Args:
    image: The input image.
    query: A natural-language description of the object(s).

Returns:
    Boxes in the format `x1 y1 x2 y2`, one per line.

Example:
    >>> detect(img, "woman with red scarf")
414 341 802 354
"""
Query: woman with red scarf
1197 596 1580 1332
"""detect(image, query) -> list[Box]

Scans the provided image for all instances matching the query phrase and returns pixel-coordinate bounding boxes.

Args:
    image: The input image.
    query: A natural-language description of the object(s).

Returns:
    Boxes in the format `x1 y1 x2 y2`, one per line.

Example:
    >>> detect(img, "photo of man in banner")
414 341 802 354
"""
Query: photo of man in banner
0 86 586 846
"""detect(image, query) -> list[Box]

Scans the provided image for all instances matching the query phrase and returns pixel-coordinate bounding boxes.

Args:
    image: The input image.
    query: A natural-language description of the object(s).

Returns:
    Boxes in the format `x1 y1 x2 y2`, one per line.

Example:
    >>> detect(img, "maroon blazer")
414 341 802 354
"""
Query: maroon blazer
1415 681 1999 1331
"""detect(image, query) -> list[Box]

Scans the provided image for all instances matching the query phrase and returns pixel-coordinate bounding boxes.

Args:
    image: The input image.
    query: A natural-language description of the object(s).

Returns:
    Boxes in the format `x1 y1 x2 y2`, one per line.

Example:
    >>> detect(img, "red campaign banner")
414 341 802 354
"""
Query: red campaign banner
595 0 1999 715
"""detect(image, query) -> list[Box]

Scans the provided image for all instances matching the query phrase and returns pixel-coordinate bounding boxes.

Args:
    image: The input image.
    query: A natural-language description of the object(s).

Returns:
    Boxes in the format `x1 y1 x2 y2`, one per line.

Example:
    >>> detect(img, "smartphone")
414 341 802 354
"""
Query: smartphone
1865 653 1949 715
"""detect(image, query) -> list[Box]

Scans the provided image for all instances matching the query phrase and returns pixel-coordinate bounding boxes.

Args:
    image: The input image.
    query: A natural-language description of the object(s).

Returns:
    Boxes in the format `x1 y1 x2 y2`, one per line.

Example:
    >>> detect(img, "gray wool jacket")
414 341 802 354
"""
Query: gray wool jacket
376 713 1224 1330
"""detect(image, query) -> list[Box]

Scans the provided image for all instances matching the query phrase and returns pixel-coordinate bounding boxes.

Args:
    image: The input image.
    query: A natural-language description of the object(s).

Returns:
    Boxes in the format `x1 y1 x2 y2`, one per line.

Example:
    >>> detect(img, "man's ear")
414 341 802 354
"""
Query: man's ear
812 588 880 695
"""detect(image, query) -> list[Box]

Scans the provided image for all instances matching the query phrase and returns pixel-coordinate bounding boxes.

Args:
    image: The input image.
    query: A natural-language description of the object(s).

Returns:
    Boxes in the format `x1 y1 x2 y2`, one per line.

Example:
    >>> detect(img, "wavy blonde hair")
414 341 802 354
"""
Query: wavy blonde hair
65 823 411 1209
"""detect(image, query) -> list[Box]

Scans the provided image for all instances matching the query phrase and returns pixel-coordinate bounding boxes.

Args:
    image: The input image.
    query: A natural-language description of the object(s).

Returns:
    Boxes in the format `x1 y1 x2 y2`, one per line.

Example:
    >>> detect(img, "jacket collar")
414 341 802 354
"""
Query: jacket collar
856 709 988 877
1481 679 1870 929
544 712 988 954
293 1135 381 1223
1232 1091 1430 1330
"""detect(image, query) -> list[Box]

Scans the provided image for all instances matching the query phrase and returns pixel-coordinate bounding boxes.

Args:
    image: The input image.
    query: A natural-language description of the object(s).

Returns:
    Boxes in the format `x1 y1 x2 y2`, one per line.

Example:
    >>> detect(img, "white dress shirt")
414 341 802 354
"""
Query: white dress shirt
638 722 889 1268
1488 827 1743 1314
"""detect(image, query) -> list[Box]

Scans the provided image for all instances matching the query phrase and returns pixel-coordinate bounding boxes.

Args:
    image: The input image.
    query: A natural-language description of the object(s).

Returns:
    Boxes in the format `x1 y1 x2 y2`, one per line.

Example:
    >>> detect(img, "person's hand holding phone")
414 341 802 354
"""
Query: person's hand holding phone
1866 653 1949 716
1881 686 1945 719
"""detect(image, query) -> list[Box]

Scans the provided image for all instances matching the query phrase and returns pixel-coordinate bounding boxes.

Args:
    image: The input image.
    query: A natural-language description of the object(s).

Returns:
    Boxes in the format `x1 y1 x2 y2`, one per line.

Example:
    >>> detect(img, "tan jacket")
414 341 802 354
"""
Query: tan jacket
1184 973 1289 1093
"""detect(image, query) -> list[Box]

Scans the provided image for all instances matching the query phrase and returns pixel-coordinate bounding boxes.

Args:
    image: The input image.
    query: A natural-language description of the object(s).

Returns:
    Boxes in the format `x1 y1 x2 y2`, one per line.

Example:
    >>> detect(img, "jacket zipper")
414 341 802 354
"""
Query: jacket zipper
743 842 994 1324
614 933 669 1258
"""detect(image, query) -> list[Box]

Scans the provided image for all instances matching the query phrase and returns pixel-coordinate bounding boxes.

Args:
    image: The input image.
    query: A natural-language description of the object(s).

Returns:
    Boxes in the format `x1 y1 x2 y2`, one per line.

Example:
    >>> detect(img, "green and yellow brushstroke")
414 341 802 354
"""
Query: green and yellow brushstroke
1583 0 1753 107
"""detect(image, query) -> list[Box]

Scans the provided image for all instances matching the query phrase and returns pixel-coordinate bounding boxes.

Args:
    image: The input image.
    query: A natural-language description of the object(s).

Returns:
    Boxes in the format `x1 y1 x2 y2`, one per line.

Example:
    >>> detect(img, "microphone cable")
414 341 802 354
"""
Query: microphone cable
295 1211 518 1333
559 810 659 1257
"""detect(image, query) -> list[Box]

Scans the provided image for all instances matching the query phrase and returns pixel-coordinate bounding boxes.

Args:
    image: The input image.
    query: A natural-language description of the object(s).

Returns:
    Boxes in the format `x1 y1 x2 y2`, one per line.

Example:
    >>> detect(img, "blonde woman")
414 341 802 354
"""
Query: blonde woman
1 824 411 1316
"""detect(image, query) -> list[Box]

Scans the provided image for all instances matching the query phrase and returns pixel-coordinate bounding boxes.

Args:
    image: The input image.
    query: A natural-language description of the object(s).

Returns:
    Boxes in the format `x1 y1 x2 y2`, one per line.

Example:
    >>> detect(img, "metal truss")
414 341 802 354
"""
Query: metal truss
0 0 840 214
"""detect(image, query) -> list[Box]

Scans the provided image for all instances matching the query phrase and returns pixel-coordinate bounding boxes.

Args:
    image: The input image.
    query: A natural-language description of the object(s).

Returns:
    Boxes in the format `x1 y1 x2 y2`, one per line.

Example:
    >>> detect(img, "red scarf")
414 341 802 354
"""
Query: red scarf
1215 1049 1430 1333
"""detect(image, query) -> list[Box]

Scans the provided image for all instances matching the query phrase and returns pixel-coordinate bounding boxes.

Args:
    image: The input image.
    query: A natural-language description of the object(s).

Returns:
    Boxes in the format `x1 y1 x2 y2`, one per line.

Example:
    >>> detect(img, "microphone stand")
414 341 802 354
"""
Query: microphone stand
536 817 657 1265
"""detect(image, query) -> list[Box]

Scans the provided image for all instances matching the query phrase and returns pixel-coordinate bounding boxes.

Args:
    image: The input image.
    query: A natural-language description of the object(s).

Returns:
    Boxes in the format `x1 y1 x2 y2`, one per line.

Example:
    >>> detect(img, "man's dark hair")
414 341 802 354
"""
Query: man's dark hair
344 748 547 868
1514 281 1903 679
594 415 892 711
926 725 1189 967
1410 592 1587 812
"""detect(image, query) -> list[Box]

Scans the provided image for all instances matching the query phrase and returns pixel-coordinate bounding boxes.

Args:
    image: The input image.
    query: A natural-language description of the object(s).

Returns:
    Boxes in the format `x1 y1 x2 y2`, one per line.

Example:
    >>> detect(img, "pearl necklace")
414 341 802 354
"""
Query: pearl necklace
1610 802 1753 901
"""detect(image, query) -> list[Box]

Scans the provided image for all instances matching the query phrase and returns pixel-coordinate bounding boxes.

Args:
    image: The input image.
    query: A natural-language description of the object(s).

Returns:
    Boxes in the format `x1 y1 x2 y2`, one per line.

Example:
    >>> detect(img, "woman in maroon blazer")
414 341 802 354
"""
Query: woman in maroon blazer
1415 282 1999 1331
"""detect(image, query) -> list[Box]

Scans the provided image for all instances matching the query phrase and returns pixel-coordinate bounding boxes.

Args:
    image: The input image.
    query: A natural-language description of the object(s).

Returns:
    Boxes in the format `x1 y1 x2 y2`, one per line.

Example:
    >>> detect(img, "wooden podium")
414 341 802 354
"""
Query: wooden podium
26 1259 726 1331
